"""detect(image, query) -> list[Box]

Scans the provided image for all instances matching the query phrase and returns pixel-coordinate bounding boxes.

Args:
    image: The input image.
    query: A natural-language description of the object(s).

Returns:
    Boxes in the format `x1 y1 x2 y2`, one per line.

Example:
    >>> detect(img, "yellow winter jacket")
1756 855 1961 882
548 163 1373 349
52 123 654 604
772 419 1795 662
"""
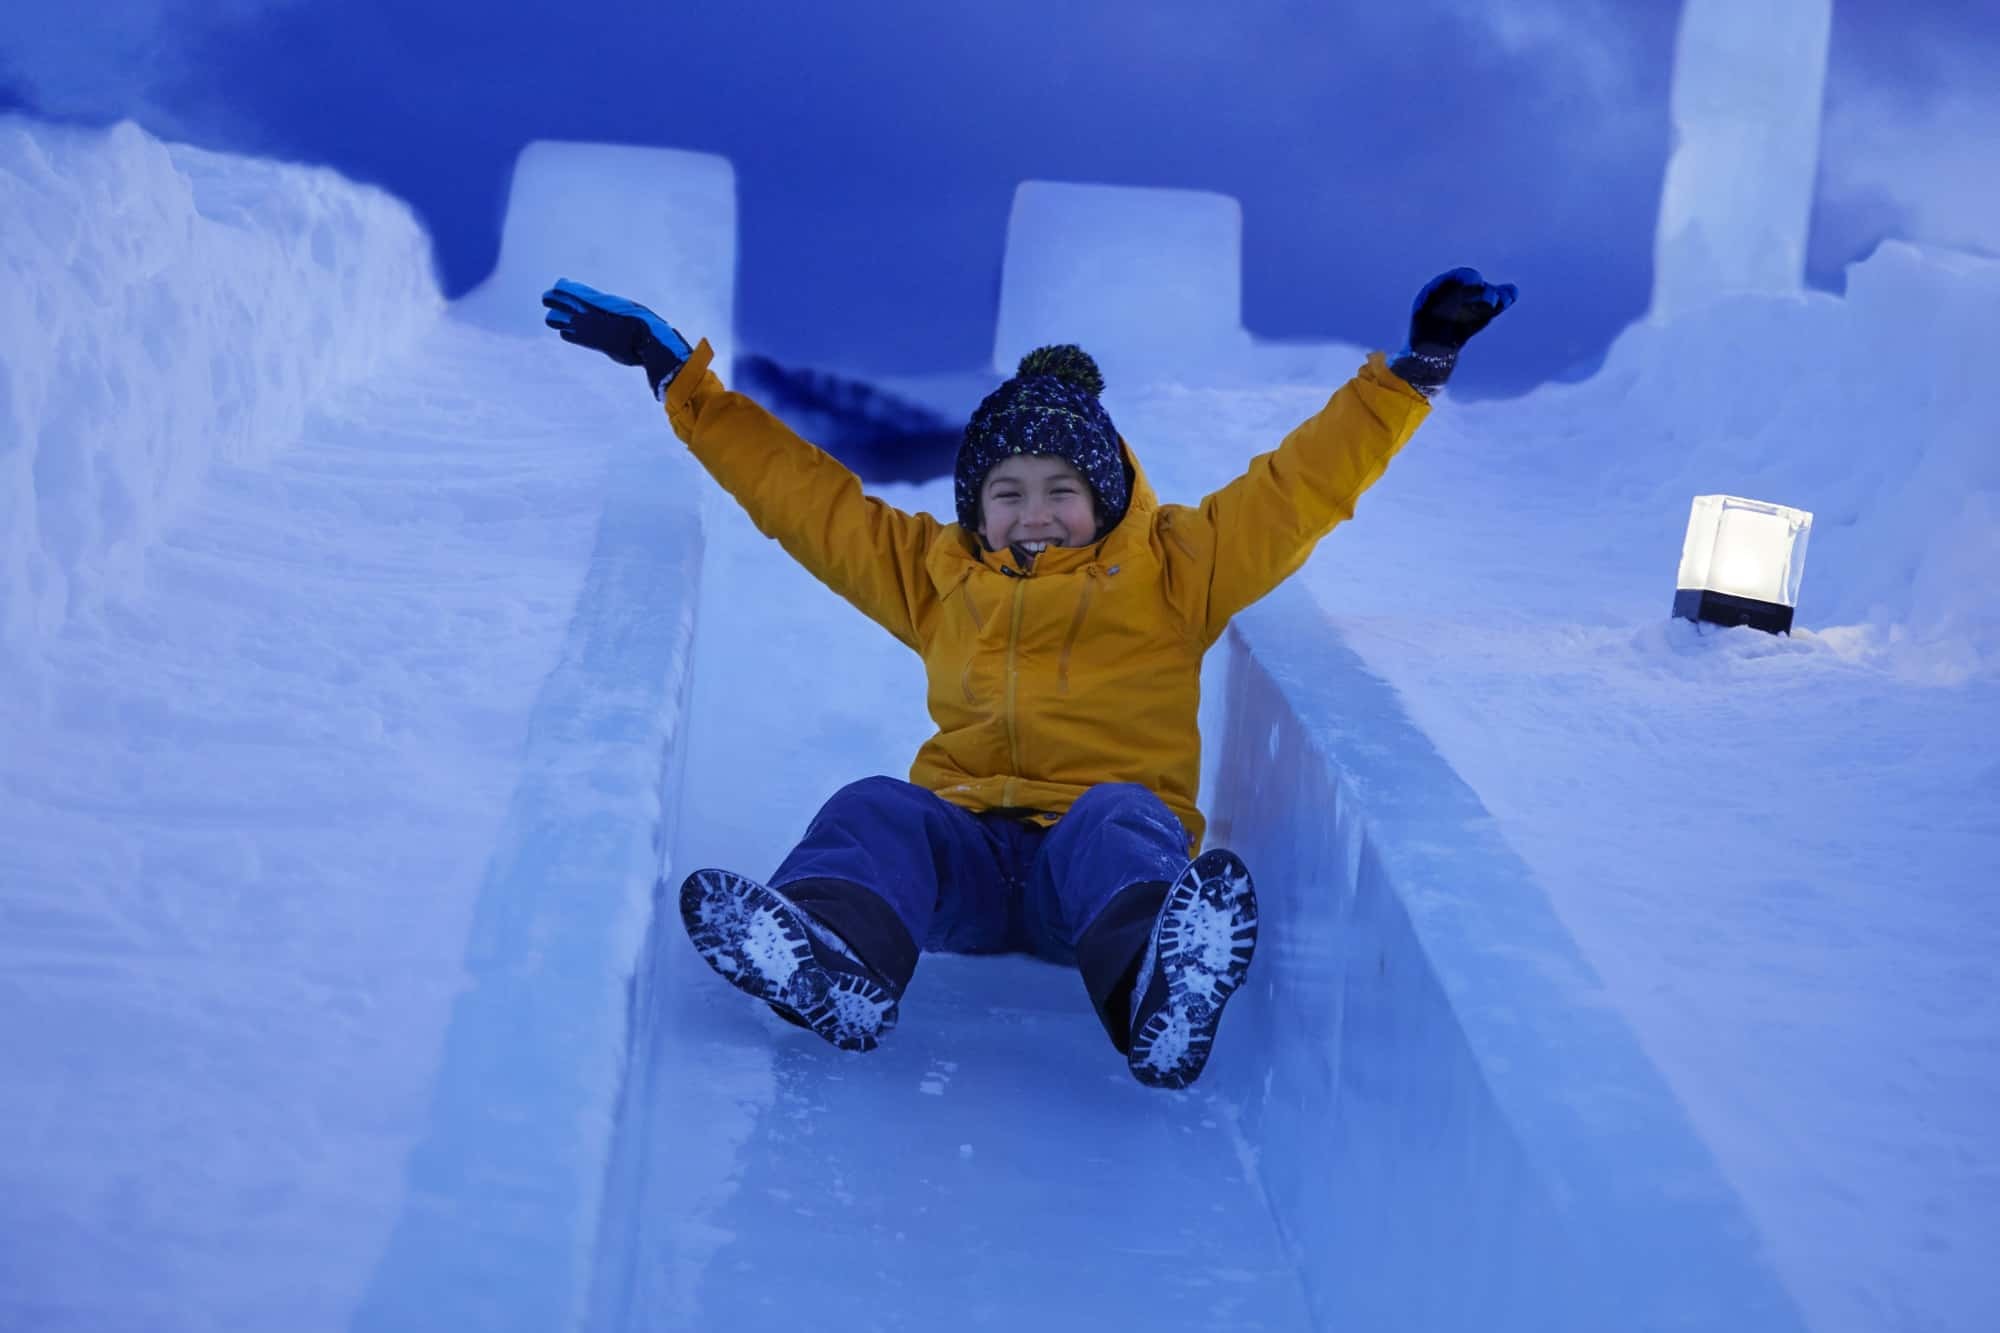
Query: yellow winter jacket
663 340 1429 849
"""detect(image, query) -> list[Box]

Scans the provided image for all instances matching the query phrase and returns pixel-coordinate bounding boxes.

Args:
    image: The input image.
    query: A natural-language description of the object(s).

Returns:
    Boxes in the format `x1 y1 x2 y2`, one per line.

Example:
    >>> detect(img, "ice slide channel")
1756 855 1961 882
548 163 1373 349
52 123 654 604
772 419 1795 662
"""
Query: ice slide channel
363 497 1806 1332
357 148 1803 1331
583 562 1809 1331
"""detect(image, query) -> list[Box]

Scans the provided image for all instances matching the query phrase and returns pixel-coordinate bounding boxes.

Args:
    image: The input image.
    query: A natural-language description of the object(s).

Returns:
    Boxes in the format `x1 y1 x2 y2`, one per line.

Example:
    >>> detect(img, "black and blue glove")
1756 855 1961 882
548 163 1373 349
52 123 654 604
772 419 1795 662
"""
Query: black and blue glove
541 279 695 399
1389 267 1518 396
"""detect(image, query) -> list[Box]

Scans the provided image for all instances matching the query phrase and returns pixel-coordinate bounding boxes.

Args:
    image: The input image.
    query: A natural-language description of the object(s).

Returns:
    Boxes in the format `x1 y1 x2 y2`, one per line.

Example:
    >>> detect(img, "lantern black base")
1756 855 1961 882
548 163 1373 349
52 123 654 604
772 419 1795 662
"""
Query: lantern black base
1673 588 1795 635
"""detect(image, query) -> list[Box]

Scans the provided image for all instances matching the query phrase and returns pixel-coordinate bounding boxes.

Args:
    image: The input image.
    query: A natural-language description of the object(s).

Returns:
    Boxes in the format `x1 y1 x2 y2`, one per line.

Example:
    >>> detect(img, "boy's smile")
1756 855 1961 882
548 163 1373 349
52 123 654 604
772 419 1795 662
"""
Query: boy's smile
977 454 1099 554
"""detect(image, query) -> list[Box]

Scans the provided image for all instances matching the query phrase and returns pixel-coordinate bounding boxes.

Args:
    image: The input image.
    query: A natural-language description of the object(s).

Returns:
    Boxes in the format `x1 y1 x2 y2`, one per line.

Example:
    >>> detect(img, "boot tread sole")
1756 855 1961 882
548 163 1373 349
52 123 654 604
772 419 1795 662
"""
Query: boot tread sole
1129 848 1258 1090
678 868 898 1053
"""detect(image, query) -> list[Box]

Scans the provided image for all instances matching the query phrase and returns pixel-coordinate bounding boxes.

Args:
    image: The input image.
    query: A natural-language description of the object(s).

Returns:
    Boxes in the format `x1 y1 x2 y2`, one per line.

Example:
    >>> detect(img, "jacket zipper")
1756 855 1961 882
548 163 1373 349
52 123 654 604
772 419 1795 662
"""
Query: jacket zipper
1003 575 1026 801
959 574 982 704
1057 568 1100 693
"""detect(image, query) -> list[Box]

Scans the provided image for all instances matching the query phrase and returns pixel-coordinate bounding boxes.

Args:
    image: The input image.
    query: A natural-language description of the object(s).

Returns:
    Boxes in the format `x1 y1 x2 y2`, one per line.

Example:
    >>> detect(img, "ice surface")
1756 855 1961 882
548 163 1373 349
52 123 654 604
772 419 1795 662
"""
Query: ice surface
587 477 1314 1331
1652 0 1833 319
0 117 442 663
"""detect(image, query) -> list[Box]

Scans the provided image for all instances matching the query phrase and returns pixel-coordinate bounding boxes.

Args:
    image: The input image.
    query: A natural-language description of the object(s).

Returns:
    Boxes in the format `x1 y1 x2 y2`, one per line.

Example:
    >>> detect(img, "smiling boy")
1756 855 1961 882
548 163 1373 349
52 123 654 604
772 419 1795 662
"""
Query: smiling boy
979 454 1096 559
543 270 1513 1087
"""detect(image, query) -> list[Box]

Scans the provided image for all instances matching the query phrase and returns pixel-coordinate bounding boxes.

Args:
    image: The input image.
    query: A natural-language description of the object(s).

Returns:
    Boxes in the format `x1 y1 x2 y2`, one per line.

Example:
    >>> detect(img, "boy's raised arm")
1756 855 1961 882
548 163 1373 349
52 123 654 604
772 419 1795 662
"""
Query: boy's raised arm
542 279 938 649
1188 268 1515 641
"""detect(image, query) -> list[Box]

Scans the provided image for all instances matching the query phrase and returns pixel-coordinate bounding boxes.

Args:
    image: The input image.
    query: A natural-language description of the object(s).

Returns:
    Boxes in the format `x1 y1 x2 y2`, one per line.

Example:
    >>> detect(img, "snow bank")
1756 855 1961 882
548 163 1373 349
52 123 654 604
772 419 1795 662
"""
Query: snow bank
1581 240 2000 677
0 116 442 660
1206 585 1806 1331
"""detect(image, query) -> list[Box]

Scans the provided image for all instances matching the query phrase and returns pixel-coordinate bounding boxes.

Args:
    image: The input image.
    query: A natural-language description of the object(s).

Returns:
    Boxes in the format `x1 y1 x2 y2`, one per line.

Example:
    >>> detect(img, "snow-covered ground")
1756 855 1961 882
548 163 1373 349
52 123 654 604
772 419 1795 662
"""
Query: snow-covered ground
2 116 1996 1333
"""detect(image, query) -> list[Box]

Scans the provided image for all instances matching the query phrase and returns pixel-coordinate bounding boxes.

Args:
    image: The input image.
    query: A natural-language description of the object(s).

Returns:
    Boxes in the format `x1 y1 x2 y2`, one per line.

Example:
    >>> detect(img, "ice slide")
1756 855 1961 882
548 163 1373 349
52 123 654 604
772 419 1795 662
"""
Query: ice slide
0 124 1809 1331
350 147 1803 1332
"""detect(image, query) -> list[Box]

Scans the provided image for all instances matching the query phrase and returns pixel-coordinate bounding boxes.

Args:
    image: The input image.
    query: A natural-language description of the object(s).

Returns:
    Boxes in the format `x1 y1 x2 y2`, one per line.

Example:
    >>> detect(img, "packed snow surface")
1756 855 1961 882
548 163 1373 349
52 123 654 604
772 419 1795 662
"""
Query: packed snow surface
2 120 1996 1333
0 118 442 658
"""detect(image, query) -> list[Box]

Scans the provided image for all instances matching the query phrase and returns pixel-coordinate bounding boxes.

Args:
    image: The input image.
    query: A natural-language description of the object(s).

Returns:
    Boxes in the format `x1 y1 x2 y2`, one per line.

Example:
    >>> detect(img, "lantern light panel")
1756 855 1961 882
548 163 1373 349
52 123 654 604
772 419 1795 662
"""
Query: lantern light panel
1674 494 1813 634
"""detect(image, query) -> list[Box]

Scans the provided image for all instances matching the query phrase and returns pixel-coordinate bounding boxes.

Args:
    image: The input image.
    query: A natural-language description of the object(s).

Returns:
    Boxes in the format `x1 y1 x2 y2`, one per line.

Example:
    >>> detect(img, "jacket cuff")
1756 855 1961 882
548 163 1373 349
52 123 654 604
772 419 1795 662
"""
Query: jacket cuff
662 338 719 438
1385 346 1454 398
1362 350 1437 407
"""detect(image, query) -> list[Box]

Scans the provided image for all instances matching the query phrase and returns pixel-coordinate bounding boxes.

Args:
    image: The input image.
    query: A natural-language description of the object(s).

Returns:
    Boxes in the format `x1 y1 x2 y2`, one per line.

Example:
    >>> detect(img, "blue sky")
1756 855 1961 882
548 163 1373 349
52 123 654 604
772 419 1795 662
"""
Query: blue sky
4 0 1995 397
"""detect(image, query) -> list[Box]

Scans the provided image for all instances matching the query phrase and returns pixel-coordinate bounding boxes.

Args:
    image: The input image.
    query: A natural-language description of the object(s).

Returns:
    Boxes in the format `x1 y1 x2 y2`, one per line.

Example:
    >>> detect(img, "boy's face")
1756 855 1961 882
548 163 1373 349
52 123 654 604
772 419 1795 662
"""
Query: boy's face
977 454 1099 553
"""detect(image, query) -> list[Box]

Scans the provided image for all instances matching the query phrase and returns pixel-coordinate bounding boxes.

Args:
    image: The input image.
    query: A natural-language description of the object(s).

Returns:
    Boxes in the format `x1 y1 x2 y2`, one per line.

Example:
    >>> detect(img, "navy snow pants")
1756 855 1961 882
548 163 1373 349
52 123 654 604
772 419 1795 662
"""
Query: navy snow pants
767 776 1189 1050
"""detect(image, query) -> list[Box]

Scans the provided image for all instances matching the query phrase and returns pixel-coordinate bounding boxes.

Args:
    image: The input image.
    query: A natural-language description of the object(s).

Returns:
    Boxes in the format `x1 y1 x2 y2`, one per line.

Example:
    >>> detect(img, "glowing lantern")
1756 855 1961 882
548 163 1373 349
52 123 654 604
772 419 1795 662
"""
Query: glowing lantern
1674 494 1813 634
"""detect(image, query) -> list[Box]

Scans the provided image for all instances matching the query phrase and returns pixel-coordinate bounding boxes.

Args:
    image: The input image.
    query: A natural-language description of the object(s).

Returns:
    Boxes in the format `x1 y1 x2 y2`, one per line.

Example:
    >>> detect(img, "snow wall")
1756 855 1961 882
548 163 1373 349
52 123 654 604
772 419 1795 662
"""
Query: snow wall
1205 589 1803 1330
0 116 443 664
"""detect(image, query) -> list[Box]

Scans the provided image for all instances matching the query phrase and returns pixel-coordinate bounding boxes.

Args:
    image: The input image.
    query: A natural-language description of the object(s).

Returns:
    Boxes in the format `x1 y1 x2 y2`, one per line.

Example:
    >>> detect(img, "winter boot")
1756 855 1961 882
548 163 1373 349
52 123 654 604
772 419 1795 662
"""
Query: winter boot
1126 848 1259 1089
678 868 901 1052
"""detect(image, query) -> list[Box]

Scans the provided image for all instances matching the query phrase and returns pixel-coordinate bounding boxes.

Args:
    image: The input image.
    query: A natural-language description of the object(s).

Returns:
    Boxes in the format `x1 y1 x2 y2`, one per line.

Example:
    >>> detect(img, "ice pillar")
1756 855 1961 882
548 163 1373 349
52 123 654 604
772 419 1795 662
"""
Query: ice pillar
456 140 738 372
994 181 1253 387
1651 0 1833 320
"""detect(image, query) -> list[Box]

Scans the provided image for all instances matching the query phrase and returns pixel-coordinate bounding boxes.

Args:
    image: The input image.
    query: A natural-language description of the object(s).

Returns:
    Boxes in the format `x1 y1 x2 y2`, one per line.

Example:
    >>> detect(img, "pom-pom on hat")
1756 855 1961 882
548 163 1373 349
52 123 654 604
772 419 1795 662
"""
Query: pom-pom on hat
955 344 1129 538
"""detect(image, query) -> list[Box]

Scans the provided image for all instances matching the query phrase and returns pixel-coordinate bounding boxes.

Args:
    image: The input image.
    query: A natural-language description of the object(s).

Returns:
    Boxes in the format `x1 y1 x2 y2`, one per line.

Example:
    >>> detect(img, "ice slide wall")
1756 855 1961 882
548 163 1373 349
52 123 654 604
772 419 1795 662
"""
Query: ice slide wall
348 143 731 1332
1205 589 1802 1330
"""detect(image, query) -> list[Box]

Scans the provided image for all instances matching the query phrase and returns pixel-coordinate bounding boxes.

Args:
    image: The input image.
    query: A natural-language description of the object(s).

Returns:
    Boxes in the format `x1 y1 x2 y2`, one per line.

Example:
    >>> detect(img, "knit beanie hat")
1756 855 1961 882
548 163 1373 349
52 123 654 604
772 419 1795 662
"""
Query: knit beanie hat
954 345 1130 537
